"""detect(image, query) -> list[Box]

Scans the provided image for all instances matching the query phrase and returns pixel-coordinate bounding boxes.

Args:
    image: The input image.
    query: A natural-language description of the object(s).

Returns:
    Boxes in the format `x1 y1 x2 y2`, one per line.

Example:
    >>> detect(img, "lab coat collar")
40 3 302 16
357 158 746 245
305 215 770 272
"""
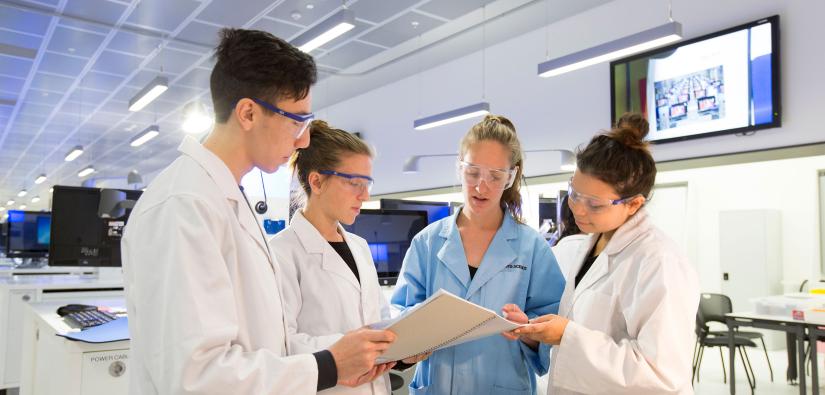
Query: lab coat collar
436 209 519 298
177 136 272 264
571 209 651 298
290 211 361 291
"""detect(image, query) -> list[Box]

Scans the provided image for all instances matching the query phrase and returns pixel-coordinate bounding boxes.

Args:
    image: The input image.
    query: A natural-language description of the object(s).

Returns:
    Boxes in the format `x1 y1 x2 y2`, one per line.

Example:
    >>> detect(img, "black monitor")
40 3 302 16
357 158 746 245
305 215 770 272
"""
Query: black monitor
538 197 558 229
380 199 451 224
5 210 51 258
342 209 428 286
0 222 7 256
49 186 142 267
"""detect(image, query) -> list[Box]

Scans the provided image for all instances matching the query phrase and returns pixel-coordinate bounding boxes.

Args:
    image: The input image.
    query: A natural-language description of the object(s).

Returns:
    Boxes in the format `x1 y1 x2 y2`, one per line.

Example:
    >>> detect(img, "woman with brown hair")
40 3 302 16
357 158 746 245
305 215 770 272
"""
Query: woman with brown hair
508 113 700 394
391 114 565 395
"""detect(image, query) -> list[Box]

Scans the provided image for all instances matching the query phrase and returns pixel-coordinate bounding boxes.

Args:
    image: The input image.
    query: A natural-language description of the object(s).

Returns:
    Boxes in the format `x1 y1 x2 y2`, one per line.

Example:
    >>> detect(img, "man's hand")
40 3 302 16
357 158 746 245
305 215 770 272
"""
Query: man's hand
329 327 396 386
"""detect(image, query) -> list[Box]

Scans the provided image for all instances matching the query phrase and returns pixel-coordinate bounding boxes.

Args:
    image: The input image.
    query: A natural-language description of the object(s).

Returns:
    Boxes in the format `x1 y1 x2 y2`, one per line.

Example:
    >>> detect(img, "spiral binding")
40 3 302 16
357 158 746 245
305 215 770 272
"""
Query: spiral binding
397 315 497 361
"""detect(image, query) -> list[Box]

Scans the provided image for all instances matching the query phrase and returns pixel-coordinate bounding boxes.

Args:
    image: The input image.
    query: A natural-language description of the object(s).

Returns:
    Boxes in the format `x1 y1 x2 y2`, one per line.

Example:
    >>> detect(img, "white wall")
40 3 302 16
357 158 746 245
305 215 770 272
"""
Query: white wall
315 0 825 196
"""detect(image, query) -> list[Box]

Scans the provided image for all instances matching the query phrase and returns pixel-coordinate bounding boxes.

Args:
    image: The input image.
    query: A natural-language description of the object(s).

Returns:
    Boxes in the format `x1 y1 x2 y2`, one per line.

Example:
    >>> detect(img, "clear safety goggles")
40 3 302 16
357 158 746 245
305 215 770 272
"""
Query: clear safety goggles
251 98 314 139
318 170 374 194
457 161 517 190
567 181 636 214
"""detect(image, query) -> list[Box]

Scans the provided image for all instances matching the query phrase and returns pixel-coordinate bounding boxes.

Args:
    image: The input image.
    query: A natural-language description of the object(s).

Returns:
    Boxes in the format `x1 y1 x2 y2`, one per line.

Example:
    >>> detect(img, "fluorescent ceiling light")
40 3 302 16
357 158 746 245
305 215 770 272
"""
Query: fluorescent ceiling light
17 189 27 197
128 76 169 112
18 205 26 210
538 21 682 78
78 166 95 178
130 125 160 147
0 207 4 212
31 196 40 203
182 101 213 134
6 200 13 206
34 174 46 184
292 9 356 53
64 145 84 162
414 102 490 130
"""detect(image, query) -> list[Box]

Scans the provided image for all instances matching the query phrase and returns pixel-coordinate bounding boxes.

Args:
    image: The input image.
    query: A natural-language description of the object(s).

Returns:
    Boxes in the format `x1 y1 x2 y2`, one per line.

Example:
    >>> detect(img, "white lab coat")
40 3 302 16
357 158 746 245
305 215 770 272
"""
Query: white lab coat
547 209 699 395
269 211 391 395
121 136 318 395
551 234 590 281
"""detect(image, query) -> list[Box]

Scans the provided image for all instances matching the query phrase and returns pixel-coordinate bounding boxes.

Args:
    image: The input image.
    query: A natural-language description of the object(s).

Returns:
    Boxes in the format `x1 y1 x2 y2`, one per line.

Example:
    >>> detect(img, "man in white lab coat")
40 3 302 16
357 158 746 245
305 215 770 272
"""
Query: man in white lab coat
121 28 396 394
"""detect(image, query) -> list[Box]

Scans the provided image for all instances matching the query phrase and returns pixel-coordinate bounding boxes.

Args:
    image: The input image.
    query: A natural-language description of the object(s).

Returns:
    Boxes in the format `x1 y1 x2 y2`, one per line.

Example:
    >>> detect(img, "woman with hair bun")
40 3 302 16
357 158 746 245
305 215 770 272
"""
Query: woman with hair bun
508 113 700 394
392 114 565 395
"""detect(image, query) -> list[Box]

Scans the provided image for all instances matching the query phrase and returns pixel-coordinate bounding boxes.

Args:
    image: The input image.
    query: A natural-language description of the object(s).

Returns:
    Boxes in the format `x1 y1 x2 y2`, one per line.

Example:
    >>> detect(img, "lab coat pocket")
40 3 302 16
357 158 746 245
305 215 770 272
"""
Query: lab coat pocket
573 290 614 332
492 384 531 395
408 384 431 395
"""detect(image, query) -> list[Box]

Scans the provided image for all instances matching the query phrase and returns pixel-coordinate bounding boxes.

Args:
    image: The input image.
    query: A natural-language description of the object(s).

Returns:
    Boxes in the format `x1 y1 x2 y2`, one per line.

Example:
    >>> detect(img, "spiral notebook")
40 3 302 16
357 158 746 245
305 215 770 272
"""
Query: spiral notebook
371 289 524 362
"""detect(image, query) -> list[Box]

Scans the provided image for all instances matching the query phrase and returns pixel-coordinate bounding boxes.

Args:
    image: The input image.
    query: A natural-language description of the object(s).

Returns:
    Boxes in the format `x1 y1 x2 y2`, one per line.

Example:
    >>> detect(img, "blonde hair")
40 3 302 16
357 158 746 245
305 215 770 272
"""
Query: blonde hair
458 114 525 223
290 120 372 200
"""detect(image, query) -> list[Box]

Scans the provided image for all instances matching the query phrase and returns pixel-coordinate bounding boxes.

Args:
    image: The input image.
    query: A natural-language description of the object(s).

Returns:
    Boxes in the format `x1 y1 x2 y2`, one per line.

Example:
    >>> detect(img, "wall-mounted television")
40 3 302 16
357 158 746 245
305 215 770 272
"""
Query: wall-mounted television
611 15 780 143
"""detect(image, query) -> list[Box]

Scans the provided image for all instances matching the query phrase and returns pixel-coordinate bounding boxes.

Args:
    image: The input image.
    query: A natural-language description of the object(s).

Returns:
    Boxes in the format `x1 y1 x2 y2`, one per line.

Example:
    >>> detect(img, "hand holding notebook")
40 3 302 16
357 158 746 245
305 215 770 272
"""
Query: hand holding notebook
370 289 524 362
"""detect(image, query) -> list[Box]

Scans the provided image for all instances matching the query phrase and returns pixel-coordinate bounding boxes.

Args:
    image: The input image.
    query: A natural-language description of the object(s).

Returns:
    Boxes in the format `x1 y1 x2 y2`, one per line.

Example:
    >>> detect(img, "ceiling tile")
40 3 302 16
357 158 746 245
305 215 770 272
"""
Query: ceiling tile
63 0 128 26
160 84 203 104
349 0 410 24
80 71 125 92
106 31 161 61
269 1 341 28
0 76 25 94
0 56 33 79
56 17 112 35
0 4 51 36
175 21 222 48
144 47 202 75
198 0 275 28
38 52 88 76
0 30 42 52
249 17 302 41
29 73 74 92
176 67 211 89
416 0 496 20
92 50 144 76
67 88 112 108
317 41 383 70
125 0 202 33
23 90 63 106
360 11 444 48
86 111 125 128
46 26 106 57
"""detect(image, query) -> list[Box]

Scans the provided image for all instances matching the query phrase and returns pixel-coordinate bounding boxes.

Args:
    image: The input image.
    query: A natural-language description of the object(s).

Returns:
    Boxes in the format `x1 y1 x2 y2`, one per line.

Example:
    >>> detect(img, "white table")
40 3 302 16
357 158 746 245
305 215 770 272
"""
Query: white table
0 275 123 390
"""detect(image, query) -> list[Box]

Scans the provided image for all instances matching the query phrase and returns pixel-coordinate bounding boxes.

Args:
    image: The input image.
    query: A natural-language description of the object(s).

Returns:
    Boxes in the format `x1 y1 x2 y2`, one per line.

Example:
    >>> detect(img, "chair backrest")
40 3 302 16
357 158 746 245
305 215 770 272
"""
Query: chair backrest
699 293 733 324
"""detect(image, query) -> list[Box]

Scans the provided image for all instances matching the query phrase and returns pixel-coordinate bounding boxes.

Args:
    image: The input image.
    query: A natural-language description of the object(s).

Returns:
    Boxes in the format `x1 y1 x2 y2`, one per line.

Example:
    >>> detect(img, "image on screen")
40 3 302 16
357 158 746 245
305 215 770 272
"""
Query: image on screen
6 211 50 257
611 16 779 143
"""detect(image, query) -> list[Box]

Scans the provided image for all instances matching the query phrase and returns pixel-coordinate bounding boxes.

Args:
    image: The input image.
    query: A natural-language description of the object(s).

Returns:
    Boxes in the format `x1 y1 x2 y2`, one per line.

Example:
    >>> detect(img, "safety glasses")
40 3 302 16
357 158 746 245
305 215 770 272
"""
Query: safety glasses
318 170 374 194
567 181 636 213
457 161 517 190
250 98 314 139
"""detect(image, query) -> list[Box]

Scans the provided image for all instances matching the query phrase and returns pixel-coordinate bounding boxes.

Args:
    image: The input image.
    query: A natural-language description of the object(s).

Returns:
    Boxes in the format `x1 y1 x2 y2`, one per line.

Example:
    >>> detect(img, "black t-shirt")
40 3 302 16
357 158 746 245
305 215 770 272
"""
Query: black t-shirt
575 236 601 288
328 241 360 284
468 265 479 280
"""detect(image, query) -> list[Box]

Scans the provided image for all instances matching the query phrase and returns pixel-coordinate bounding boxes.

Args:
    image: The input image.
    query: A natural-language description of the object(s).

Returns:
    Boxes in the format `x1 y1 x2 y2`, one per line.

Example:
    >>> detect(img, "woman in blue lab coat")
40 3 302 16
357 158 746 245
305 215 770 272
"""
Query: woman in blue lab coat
391 115 566 395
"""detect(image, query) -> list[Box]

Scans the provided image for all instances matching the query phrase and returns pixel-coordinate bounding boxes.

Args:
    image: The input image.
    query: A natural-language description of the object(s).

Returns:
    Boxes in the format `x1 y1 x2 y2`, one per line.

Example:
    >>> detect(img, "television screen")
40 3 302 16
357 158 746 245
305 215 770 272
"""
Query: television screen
342 209 428 286
379 199 451 224
611 15 779 143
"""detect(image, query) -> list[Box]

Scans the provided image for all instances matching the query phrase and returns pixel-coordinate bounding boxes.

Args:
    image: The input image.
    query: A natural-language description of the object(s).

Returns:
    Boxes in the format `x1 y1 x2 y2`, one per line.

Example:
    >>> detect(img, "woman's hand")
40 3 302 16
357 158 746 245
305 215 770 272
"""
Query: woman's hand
401 352 432 365
339 362 396 387
513 314 570 345
500 304 539 349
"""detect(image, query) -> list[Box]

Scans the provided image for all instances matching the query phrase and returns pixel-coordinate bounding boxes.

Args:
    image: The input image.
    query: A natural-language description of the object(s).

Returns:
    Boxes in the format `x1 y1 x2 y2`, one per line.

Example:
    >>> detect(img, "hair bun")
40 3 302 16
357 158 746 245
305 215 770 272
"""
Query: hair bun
610 112 649 149
482 114 516 133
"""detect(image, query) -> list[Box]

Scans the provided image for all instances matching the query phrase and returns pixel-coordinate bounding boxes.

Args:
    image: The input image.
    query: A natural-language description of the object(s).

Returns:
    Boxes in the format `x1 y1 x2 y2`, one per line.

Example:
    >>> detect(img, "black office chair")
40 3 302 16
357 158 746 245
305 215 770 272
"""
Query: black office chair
700 293 773 382
693 309 756 392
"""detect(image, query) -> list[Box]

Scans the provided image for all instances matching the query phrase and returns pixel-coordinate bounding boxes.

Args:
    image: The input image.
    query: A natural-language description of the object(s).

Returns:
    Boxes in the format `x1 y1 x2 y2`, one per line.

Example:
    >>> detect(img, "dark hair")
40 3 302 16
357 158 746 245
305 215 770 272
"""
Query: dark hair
576 112 656 200
459 114 525 223
290 120 373 199
210 28 317 123
555 195 582 244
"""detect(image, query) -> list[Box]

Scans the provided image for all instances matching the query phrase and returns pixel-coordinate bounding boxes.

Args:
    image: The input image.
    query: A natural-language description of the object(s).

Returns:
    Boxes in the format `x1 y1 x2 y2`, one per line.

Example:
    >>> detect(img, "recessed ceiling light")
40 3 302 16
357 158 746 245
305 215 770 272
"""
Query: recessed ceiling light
18 204 26 210
411 21 420 29
291 11 302 20
31 196 40 203
306 3 314 9
68 47 76 52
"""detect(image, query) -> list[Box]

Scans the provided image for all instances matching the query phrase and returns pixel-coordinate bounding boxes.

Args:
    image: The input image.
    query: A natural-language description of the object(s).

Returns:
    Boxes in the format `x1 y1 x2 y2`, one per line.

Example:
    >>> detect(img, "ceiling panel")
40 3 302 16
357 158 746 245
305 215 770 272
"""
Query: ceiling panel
29 72 74 92
80 71 126 92
249 17 302 41
268 0 341 28
417 0 497 20
46 26 105 57
56 18 111 35
63 0 128 26
349 0 411 24
125 0 202 33
318 19 372 52
92 50 144 76
198 0 276 27
107 30 163 57
317 40 384 70
176 67 211 89
0 30 43 52
38 52 88 76
0 76 25 94
174 21 222 48
0 56 33 79
0 4 51 36
24 90 63 106
360 11 445 48
143 47 202 75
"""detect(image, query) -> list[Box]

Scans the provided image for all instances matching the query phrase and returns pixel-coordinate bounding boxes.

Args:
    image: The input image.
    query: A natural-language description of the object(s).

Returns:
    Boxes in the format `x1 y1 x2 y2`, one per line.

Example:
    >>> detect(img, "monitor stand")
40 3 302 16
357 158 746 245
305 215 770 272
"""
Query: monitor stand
95 267 123 282
13 258 47 269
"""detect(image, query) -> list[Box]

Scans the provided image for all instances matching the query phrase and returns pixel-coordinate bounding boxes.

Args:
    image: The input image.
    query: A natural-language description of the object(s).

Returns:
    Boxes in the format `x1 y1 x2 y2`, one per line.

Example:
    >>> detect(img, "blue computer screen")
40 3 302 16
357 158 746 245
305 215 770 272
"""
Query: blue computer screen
6 211 50 257
379 199 451 224
343 209 428 282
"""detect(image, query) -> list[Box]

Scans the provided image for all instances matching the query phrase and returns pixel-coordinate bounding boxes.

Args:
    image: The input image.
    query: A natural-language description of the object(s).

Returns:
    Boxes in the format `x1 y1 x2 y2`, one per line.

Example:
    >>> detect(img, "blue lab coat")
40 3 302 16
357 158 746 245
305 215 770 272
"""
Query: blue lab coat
391 210 565 395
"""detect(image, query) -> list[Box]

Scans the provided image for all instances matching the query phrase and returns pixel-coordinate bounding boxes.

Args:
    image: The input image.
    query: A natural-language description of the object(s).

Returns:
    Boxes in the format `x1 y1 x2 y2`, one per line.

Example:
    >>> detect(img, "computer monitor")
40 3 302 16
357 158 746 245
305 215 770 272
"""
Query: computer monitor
342 209 428 286
538 197 557 229
379 199 451 224
49 186 142 267
5 210 50 258
0 222 7 256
